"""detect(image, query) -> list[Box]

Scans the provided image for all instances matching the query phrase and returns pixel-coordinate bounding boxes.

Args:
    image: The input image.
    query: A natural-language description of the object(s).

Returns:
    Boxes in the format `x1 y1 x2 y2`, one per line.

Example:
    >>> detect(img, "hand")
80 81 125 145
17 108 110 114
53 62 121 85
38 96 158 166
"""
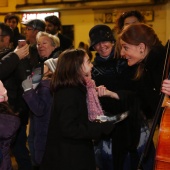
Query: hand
162 79 170 96
96 85 119 99
96 85 109 97
14 44 29 60
32 74 42 89
22 76 32 91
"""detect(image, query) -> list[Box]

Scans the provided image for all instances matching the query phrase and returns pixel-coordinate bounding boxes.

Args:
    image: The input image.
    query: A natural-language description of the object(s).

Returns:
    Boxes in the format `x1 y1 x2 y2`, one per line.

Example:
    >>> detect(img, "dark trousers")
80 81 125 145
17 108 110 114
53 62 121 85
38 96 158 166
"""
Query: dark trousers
11 125 32 170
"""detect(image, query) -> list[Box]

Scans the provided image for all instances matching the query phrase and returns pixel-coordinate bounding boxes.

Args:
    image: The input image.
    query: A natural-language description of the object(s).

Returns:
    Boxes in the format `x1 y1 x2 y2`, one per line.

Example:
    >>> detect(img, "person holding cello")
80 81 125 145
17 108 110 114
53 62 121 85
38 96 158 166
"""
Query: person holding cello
97 23 167 170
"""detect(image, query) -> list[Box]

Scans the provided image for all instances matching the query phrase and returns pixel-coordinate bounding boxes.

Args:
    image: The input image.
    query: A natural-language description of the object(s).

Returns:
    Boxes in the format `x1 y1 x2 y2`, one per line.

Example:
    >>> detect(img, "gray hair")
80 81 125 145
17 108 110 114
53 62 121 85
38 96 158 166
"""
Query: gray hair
36 31 60 47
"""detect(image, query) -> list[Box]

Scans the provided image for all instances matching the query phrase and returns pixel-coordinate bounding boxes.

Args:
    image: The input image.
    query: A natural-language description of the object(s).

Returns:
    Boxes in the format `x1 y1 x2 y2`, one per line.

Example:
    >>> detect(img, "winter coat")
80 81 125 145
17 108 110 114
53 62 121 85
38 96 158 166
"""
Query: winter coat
23 79 52 164
0 113 20 170
132 45 166 119
2 57 32 125
40 84 115 170
0 51 20 80
57 33 73 51
0 50 32 125
92 51 137 116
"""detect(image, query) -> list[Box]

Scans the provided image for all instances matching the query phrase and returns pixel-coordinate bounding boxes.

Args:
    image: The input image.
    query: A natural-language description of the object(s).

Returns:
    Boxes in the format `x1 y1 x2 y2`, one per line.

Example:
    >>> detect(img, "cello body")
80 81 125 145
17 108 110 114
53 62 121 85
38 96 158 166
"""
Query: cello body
154 105 170 169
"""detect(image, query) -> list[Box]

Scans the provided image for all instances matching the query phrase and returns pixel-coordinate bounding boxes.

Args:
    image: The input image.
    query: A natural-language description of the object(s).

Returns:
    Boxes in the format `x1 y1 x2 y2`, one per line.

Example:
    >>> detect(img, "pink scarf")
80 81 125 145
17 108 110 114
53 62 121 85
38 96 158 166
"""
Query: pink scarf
85 77 104 121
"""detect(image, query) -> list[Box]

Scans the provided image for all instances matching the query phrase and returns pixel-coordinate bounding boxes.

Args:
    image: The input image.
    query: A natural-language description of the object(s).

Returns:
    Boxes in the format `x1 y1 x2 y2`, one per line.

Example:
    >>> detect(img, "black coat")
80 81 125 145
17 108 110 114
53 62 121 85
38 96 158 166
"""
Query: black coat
92 52 137 116
12 27 25 49
58 33 73 51
132 45 166 119
1 52 32 125
40 84 114 170
0 52 20 80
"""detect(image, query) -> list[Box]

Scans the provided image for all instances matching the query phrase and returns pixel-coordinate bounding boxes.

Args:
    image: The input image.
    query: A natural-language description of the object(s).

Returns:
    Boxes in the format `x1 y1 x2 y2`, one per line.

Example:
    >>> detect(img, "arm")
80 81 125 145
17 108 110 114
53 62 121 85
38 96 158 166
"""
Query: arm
0 44 29 79
96 85 119 99
23 81 52 117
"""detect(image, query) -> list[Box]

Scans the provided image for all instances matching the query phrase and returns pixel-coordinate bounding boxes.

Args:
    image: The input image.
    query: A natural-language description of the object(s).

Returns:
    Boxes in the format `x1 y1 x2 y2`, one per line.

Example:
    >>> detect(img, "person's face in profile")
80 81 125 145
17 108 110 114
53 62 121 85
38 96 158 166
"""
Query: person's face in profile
120 39 146 66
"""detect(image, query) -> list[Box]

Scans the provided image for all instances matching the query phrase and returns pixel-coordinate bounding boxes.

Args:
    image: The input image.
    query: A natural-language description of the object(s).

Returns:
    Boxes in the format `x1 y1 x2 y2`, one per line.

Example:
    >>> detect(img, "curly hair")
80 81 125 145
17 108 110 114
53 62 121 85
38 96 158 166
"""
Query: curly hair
114 10 145 34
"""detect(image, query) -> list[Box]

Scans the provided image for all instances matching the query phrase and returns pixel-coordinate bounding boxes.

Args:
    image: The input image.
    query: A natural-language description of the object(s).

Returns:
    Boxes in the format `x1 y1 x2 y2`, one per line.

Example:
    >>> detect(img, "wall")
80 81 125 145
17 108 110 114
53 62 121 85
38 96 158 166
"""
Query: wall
60 9 94 48
0 1 170 47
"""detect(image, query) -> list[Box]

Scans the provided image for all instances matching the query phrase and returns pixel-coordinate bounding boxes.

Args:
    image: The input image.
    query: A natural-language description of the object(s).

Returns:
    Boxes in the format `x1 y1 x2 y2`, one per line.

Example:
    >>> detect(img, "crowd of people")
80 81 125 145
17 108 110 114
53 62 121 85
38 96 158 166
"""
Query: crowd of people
0 10 170 170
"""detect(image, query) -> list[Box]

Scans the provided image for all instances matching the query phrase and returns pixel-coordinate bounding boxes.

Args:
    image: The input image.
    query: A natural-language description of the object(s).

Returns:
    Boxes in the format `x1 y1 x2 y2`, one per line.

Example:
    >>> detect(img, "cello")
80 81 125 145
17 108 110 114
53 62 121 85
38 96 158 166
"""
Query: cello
154 95 170 169
154 39 170 169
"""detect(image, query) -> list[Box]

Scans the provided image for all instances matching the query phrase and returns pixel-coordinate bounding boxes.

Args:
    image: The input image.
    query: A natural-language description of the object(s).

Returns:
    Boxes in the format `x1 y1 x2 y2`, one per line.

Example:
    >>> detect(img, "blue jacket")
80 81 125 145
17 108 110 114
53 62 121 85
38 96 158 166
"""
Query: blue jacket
23 79 52 164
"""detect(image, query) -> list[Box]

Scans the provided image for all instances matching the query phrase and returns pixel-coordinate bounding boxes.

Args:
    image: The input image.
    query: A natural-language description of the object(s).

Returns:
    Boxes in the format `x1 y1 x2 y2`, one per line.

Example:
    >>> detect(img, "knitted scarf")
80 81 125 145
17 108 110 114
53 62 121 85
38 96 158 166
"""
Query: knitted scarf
85 77 104 121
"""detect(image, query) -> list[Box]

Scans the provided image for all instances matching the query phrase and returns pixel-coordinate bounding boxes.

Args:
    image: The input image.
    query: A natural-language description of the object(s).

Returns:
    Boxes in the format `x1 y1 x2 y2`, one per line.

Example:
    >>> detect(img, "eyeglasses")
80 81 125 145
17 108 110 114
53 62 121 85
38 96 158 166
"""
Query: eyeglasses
25 27 34 31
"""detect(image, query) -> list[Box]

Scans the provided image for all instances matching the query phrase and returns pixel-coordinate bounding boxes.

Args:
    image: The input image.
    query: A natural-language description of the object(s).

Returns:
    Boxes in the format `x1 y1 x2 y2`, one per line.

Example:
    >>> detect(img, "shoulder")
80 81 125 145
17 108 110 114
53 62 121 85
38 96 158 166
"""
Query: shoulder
39 79 51 88
146 45 166 67
58 33 72 44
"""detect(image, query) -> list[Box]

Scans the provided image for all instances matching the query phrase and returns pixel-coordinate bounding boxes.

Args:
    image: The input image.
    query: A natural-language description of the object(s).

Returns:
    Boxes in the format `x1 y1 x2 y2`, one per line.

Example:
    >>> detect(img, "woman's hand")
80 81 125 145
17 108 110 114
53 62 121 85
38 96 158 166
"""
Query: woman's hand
162 79 170 96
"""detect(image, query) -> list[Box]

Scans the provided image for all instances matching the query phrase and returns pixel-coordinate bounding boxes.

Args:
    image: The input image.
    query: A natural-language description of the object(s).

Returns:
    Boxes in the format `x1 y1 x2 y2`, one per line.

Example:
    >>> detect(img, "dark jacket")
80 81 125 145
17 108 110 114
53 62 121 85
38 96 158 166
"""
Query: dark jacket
57 33 73 51
0 52 20 80
0 112 20 170
1 52 32 125
92 51 137 115
132 45 166 119
12 27 25 49
40 84 114 170
29 46 61 74
23 79 52 164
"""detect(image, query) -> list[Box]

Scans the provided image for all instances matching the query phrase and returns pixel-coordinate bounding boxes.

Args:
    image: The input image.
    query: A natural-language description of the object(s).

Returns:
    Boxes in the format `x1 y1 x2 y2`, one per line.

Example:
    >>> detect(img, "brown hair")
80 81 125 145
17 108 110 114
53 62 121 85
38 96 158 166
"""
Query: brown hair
120 23 161 48
0 102 14 115
119 23 162 79
114 10 145 34
51 48 86 91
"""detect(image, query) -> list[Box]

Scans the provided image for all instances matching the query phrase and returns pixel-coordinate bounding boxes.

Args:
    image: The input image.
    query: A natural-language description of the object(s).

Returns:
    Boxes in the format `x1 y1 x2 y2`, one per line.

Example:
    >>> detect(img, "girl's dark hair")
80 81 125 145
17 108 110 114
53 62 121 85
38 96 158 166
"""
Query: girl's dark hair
51 48 86 91
119 23 162 79
0 102 14 115
115 10 145 34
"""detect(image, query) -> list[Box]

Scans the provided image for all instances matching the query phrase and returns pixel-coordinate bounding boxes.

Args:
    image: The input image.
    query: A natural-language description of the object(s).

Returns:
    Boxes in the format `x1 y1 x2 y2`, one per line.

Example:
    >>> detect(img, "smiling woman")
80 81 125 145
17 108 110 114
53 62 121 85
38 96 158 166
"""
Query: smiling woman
119 23 164 79
36 31 60 59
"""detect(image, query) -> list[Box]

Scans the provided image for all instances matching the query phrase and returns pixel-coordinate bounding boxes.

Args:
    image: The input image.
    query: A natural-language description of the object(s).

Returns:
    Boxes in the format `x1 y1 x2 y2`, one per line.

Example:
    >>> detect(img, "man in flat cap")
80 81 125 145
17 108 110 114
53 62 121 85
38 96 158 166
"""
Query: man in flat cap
22 19 45 67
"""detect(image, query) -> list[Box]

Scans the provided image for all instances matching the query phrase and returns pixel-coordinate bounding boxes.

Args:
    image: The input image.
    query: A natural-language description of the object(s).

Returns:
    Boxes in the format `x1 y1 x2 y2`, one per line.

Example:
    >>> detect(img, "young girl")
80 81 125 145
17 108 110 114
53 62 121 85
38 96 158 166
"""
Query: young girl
40 49 121 170
22 58 57 169
0 81 20 170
